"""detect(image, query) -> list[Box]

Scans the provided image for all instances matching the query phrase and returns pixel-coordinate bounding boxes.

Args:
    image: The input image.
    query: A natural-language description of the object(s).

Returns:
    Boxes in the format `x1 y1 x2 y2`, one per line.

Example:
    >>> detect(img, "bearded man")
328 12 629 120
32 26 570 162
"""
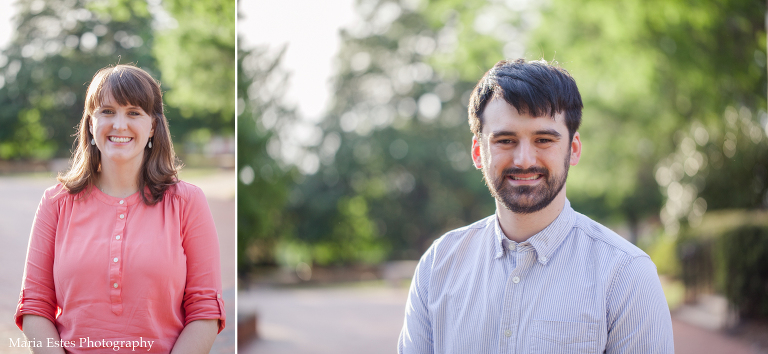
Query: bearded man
398 59 674 354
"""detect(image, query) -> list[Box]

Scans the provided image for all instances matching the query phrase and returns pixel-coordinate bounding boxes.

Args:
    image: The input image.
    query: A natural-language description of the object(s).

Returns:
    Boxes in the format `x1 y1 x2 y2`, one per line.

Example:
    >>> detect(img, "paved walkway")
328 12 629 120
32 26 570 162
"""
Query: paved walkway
0 170 235 354
239 284 766 354
239 285 409 354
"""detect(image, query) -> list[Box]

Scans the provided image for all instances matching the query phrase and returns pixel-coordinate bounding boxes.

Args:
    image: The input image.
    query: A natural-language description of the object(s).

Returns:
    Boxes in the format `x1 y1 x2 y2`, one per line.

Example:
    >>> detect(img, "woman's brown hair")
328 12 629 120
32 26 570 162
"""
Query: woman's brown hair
58 64 180 205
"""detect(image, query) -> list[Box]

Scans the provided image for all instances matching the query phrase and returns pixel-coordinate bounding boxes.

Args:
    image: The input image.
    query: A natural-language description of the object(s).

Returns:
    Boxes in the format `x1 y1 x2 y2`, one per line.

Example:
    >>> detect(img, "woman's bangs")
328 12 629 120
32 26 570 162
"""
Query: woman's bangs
97 69 155 115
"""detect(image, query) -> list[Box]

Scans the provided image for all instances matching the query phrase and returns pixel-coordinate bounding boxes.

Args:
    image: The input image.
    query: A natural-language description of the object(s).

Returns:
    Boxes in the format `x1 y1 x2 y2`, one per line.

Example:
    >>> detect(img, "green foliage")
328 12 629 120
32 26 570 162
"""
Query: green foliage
530 0 767 237
281 0 515 262
0 0 235 162
678 211 768 319
715 225 768 319
0 0 156 160
238 0 766 268
242 0 767 267
645 232 681 277
152 0 235 138
236 44 294 272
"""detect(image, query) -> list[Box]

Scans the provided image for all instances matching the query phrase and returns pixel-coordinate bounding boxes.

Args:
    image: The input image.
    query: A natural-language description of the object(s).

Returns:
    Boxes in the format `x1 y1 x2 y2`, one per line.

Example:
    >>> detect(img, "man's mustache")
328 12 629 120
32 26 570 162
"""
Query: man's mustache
500 166 549 176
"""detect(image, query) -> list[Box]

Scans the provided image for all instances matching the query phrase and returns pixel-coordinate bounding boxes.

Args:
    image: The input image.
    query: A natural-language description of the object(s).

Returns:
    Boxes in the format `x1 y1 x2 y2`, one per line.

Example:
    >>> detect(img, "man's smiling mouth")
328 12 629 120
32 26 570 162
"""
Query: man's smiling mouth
509 175 542 181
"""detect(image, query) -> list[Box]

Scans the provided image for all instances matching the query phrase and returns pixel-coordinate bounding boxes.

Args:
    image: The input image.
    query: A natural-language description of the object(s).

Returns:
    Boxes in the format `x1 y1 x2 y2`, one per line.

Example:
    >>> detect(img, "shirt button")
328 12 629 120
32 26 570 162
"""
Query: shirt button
113 257 118 263
113 283 119 288
119 214 125 219
540 256 548 262
504 329 512 337
119 200 124 205
116 235 121 240
507 243 516 251
217 293 221 298
512 276 520 284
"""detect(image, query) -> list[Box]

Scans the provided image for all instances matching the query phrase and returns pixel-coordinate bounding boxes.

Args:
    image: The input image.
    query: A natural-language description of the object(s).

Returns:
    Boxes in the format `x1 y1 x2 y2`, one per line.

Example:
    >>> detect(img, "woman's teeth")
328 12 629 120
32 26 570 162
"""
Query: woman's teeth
109 137 132 143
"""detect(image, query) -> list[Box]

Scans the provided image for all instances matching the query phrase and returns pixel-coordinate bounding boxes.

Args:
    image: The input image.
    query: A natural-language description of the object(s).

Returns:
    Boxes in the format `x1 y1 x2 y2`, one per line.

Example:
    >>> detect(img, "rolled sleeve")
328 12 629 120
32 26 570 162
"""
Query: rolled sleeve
181 186 226 333
605 255 674 354
15 187 62 330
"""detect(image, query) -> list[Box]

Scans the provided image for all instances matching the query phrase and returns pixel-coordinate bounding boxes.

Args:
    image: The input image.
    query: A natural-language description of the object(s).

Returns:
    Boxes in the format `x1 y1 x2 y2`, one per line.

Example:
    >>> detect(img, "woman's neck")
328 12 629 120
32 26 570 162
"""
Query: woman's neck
97 158 142 198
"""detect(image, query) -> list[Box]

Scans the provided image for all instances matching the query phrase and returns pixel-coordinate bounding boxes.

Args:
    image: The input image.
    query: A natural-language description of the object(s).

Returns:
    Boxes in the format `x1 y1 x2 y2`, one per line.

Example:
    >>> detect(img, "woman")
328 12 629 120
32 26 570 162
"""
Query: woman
15 65 225 353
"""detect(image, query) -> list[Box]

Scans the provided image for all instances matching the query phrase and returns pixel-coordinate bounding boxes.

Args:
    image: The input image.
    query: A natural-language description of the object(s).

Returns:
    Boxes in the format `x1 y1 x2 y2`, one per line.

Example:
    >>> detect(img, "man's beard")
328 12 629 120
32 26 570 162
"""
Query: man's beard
482 152 570 214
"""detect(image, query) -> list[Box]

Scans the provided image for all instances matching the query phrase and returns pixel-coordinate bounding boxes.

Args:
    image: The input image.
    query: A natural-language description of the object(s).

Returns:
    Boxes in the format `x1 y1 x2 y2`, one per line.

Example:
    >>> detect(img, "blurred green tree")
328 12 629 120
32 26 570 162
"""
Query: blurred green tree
0 0 156 160
283 0 521 264
152 0 235 141
273 0 766 267
529 0 767 235
236 44 295 272
0 0 236 162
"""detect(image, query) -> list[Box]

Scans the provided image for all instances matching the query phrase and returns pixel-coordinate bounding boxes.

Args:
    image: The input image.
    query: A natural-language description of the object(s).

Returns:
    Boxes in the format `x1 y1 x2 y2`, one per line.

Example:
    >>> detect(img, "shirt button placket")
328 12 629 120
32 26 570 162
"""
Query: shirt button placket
109 200 127 315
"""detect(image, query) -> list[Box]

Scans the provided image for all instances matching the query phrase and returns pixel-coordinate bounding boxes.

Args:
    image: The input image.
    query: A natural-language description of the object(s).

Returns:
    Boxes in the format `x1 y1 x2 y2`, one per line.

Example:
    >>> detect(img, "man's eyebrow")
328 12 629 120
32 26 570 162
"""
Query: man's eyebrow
489 130 517 138
535 129 562 138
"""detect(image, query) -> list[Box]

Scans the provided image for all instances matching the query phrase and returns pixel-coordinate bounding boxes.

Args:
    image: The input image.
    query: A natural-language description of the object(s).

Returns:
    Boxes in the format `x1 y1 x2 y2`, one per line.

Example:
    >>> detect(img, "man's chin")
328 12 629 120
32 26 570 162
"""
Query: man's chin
500 201 548 214
495 190 556 214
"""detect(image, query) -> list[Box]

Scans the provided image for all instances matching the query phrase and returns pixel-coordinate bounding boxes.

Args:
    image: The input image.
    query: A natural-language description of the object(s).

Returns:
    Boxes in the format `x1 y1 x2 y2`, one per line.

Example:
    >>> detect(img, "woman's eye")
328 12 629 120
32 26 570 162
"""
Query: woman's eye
101 109 113 114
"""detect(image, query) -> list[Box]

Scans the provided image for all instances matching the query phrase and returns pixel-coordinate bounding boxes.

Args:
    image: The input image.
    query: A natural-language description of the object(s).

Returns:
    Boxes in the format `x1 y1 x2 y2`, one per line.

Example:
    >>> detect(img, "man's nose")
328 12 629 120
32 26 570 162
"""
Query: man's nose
512 141 536 169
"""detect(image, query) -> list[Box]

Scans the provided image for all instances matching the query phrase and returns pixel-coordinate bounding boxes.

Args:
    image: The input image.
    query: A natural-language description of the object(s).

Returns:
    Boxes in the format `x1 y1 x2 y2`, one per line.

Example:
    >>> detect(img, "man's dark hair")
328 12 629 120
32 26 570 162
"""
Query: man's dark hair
468 59 583 140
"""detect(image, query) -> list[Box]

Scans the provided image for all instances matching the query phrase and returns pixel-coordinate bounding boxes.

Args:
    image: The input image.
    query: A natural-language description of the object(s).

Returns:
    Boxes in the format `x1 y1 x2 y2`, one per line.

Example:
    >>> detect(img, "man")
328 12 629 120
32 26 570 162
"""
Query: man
398 59 673 354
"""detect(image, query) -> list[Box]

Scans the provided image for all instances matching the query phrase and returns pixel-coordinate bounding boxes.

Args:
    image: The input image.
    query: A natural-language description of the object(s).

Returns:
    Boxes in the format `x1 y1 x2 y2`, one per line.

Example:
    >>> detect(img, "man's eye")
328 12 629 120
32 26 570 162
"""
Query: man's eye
536 138 553 143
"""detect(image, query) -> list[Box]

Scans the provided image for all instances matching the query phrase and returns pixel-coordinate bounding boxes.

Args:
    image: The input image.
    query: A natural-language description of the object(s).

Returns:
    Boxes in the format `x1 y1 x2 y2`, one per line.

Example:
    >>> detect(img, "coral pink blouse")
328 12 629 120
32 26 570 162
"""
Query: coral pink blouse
15 181 225 353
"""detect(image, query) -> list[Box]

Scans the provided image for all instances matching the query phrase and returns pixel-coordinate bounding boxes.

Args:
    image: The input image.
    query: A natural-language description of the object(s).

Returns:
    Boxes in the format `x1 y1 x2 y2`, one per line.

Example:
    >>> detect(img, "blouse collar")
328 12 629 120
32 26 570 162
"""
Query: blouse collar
89 185 144 207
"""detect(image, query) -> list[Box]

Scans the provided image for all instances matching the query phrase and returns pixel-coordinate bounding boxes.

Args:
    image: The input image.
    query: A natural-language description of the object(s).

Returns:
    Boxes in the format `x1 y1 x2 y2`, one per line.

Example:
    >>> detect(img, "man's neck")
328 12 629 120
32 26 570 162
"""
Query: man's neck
496 190 567 243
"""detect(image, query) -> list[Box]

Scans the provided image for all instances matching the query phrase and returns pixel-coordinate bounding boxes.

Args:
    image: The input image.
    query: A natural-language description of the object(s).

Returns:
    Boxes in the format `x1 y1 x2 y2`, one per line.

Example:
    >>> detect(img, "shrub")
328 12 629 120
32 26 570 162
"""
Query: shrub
677 210 768 319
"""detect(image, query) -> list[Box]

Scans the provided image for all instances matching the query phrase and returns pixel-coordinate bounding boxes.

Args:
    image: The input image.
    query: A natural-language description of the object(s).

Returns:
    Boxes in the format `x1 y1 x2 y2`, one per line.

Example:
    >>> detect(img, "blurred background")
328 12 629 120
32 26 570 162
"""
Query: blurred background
237 0 768 353
0 0 236 352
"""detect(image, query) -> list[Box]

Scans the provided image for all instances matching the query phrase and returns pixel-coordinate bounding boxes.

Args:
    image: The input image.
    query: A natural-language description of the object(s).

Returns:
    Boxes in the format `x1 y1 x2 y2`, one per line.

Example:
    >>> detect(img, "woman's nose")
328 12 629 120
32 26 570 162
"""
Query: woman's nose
112 113 128 130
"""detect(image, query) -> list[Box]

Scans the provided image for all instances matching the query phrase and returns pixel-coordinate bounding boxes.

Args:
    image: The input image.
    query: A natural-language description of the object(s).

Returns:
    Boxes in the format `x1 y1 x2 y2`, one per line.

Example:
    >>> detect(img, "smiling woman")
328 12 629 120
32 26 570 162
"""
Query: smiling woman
61 65 177 204
14 65 225 354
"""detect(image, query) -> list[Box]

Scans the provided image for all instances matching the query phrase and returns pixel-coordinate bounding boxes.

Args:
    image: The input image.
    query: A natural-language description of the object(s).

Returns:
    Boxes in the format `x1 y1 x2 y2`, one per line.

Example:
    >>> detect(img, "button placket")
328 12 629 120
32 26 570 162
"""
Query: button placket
501 250 535 352
109 201 127 315
499 243 523 353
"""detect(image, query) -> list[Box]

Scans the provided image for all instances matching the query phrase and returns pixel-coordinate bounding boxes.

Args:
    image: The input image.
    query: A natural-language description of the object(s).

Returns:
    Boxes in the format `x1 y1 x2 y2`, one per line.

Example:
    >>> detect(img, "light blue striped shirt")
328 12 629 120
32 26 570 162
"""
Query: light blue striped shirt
398 200 674 354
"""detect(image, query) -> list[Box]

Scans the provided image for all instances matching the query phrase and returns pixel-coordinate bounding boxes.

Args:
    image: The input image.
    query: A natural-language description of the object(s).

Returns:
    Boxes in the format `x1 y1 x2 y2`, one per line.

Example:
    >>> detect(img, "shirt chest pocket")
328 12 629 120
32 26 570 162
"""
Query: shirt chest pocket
530 319 599 354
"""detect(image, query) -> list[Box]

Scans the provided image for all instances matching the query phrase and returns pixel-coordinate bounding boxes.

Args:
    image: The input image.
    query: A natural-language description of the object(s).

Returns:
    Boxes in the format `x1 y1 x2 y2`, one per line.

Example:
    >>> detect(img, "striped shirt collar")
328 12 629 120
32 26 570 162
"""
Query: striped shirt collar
492 198 576 263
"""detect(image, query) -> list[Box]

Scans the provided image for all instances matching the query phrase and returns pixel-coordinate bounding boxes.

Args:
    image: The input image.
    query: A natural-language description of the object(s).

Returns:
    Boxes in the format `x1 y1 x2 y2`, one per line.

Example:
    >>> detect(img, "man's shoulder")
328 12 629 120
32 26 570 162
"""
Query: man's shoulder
425 215 495 257
571 210 648 259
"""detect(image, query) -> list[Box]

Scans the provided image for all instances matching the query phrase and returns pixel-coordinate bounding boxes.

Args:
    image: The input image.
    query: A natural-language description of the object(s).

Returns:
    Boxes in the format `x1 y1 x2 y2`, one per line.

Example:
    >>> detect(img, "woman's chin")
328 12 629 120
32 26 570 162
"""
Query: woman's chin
100 152 143 167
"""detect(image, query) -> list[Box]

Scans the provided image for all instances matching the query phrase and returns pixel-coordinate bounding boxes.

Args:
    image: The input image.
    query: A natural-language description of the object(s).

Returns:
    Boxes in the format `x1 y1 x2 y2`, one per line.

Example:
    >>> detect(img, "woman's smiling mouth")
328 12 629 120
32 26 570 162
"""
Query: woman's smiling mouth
108 136 133 143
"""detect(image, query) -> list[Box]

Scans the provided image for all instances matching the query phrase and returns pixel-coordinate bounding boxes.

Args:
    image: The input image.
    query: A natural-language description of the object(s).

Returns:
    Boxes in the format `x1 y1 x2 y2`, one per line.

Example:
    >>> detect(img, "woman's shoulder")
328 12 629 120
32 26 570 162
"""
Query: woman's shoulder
42 183 75 203
164 180 205 202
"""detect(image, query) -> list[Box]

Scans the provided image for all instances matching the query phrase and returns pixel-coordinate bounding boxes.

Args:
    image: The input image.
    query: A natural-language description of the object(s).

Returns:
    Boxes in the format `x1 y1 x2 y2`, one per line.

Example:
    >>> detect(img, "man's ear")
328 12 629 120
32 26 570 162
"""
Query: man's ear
570 132 581 166
471 135 483 169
